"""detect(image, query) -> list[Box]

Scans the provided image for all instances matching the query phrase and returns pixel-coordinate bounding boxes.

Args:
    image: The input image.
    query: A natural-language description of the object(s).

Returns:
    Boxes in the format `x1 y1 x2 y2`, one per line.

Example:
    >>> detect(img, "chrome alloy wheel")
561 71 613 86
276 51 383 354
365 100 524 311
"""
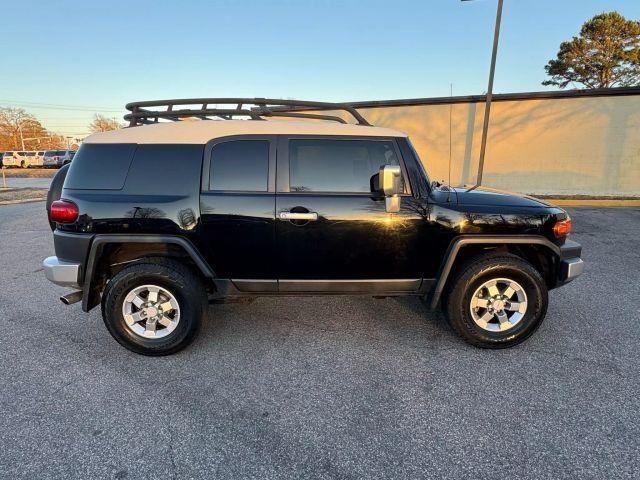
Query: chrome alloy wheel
122 285 180 339
470 278 528 332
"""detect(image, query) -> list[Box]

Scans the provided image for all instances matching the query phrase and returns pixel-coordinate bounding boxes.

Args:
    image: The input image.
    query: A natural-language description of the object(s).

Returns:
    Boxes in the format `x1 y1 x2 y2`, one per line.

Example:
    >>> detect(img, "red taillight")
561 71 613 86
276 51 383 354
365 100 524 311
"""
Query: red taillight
50 200 79 223
553 218 571 238
54 156 59 161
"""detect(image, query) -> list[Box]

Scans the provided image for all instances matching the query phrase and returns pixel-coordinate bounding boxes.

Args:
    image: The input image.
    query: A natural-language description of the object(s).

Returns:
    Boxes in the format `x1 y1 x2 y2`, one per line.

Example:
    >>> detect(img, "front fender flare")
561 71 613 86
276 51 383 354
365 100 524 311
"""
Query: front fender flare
429 235 561 309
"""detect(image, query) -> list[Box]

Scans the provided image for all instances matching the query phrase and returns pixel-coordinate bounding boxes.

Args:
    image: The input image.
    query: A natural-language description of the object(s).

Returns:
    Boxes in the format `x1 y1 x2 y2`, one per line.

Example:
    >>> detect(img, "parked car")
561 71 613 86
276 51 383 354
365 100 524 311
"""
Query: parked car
22 151 38 168
2 151 29 168
42 98 584 356
43 150 76 168
31 151 46 167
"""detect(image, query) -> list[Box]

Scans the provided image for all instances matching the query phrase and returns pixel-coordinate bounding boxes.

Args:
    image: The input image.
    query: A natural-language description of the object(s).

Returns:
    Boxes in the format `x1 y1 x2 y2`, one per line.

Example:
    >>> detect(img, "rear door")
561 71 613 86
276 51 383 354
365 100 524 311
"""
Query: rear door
199 135 277 291
275 135 425 293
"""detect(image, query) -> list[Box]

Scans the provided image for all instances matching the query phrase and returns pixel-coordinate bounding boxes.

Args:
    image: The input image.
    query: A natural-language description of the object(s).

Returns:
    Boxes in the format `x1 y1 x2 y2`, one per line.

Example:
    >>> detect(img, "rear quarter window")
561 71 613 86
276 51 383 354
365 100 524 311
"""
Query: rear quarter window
64 144 137 190
123 144 204 196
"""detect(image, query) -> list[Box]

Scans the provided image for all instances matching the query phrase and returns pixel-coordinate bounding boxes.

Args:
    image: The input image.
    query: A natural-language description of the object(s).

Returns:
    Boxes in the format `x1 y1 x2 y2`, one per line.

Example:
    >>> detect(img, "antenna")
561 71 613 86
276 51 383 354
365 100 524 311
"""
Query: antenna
448 83 453 201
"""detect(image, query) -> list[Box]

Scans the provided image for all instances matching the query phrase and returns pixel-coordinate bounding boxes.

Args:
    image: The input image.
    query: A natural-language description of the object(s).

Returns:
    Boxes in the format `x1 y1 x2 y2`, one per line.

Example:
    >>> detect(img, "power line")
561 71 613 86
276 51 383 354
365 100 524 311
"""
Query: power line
0 99 122 112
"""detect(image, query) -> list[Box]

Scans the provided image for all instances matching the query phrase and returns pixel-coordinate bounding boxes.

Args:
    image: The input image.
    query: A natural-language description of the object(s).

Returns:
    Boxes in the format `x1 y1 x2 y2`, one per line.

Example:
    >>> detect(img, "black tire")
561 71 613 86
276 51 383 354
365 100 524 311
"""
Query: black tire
444 253 548 349
101 257 207 356
46 163 70 231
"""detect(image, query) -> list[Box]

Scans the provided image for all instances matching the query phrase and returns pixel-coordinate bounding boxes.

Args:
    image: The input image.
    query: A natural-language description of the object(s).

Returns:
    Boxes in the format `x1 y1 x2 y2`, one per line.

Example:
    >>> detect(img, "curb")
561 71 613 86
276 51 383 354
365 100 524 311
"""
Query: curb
0 197 46 206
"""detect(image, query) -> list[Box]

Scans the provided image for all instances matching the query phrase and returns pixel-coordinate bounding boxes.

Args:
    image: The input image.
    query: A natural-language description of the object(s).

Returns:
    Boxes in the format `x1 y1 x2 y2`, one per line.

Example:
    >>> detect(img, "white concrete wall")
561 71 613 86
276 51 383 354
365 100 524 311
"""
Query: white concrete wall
357 95 640 197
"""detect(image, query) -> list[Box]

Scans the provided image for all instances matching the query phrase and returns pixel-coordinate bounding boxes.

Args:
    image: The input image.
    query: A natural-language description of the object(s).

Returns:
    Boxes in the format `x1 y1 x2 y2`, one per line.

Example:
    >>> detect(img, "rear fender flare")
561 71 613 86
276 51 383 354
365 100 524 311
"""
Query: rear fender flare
82 234 215 312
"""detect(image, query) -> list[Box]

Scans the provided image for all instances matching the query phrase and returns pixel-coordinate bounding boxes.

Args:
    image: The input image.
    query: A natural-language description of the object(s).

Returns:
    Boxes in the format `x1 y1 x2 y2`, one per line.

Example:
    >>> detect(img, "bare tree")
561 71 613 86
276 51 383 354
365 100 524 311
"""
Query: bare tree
89 114 124 133
0 107 53 150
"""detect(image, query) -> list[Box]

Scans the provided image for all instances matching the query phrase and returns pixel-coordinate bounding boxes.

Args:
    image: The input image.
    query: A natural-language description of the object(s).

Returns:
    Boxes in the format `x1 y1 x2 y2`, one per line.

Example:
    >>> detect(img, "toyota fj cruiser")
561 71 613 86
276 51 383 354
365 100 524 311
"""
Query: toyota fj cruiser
43 98 583 355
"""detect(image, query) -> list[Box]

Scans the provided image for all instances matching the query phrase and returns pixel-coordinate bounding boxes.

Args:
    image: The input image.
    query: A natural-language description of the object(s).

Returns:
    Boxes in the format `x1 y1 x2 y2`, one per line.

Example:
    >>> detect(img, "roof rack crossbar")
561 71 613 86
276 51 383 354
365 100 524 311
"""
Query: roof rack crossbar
124 98 371 127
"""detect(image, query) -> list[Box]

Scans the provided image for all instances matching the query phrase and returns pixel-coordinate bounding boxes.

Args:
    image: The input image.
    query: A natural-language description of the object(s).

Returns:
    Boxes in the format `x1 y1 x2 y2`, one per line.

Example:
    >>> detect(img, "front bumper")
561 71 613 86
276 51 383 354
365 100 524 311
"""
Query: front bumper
43 256 81 288
557 239 584 285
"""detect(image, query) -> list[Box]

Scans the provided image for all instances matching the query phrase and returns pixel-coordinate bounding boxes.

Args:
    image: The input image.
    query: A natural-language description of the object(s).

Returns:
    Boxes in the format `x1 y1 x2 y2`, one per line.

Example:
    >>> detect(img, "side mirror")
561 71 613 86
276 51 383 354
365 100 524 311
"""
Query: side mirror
379 165 402 213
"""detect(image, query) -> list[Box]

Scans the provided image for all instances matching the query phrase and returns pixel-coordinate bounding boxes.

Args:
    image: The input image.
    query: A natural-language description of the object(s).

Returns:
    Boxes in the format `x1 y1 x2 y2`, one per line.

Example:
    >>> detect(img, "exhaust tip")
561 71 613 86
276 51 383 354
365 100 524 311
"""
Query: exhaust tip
60 291 83 305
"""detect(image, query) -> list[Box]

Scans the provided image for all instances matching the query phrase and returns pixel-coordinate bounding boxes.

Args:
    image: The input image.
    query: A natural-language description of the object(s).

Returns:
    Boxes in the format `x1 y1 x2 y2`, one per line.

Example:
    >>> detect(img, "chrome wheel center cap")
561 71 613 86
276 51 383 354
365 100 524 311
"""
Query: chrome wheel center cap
492 299 505 311
145 306 158 318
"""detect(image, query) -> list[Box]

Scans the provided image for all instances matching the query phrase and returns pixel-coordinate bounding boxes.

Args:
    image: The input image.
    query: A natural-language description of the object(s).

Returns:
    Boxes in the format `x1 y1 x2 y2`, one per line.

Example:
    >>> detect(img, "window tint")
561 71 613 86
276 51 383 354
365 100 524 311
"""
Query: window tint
209 140 269 191
124 145 203 196
289 139 401 193
64 144 137 190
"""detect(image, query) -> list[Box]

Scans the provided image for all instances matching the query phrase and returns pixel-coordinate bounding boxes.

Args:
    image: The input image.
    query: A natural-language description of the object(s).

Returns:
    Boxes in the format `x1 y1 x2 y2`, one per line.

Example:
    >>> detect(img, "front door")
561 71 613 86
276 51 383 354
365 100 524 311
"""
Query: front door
275 136 425 293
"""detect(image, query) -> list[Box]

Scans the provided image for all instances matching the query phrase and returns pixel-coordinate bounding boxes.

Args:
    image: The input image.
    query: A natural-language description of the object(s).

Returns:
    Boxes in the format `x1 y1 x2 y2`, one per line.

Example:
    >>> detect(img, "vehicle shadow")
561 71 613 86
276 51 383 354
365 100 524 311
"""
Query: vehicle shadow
199 294 460 352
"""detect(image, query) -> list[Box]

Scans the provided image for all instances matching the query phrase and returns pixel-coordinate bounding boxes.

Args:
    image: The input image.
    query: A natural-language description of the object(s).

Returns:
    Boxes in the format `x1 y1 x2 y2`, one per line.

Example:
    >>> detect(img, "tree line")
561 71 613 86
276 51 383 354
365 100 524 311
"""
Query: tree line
0 109 123 151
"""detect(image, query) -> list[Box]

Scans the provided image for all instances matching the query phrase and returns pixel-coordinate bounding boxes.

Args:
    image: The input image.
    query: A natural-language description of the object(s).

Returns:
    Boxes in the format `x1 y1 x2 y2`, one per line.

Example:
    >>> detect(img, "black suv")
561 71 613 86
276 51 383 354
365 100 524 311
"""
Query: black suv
43 99 583 355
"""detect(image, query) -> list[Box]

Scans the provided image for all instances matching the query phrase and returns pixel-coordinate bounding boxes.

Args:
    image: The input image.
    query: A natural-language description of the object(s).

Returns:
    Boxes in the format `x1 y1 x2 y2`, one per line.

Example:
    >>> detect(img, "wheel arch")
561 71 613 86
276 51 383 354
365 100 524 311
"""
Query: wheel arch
429 235 561 309
82 235 215 312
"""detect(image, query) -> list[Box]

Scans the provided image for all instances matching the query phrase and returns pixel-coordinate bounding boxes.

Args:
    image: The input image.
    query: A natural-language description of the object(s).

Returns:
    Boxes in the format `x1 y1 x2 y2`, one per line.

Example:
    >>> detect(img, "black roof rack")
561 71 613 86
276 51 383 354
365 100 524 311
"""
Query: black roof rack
124 98 371 127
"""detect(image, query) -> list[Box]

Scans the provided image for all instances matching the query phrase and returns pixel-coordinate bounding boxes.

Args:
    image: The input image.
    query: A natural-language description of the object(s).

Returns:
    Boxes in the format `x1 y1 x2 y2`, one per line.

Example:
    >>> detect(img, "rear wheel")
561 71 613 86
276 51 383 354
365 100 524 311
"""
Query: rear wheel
101 258 207 356
444 253 548 348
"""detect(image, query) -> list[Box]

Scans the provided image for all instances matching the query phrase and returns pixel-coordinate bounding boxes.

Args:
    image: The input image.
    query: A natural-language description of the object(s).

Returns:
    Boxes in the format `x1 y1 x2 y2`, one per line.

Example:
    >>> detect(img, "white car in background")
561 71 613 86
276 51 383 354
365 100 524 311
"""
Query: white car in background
2 151 29 168
43 150 76 168
31 151 46 167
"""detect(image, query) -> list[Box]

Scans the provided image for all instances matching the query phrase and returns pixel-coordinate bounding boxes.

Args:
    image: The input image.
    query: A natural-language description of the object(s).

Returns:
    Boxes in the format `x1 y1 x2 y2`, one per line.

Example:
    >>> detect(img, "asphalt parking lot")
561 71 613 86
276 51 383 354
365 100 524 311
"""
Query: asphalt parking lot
0 202 638 480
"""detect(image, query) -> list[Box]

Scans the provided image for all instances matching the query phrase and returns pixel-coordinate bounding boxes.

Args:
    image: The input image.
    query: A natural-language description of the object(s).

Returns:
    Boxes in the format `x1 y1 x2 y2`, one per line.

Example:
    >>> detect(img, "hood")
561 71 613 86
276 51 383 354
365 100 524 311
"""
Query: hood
449 186 551 208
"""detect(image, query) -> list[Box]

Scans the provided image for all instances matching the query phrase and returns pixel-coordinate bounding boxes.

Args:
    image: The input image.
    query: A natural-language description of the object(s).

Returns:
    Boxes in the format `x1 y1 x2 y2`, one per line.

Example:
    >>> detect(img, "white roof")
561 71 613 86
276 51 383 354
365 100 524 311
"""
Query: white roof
83 120 407 144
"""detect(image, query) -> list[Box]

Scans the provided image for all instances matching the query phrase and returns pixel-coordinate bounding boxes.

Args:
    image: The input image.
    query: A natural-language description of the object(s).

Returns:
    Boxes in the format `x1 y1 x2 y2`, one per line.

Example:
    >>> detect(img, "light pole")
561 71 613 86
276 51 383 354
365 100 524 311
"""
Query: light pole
17 122 25 150
462 0 504 189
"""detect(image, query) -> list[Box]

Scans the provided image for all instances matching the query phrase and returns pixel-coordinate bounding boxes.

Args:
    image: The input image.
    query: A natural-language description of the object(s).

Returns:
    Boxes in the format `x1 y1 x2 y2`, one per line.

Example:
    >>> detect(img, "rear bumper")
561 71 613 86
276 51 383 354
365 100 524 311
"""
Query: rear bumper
43 256 81 288
43 230 93 289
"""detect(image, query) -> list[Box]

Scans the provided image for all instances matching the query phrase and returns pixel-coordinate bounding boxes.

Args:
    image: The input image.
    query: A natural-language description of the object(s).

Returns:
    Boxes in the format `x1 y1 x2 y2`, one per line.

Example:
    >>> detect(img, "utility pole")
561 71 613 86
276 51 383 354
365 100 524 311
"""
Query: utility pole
17 122 25 150
462 0 504 189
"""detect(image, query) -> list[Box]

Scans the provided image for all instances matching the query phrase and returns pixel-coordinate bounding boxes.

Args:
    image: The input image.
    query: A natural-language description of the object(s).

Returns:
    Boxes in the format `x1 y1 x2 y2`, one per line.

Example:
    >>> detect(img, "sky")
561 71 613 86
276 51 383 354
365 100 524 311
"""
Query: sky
1 0 639 138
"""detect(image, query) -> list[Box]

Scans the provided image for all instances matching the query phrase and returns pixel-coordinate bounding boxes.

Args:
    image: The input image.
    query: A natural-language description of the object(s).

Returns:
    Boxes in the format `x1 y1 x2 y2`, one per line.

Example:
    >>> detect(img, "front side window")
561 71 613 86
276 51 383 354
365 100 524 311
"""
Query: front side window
289 139 402 193
209 140 269 191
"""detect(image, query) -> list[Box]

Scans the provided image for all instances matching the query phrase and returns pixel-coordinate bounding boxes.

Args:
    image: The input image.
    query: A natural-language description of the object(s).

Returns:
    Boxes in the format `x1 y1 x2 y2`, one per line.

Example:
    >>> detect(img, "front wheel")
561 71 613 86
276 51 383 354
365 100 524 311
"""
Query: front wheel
101 258 207 355
444 253 548 348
